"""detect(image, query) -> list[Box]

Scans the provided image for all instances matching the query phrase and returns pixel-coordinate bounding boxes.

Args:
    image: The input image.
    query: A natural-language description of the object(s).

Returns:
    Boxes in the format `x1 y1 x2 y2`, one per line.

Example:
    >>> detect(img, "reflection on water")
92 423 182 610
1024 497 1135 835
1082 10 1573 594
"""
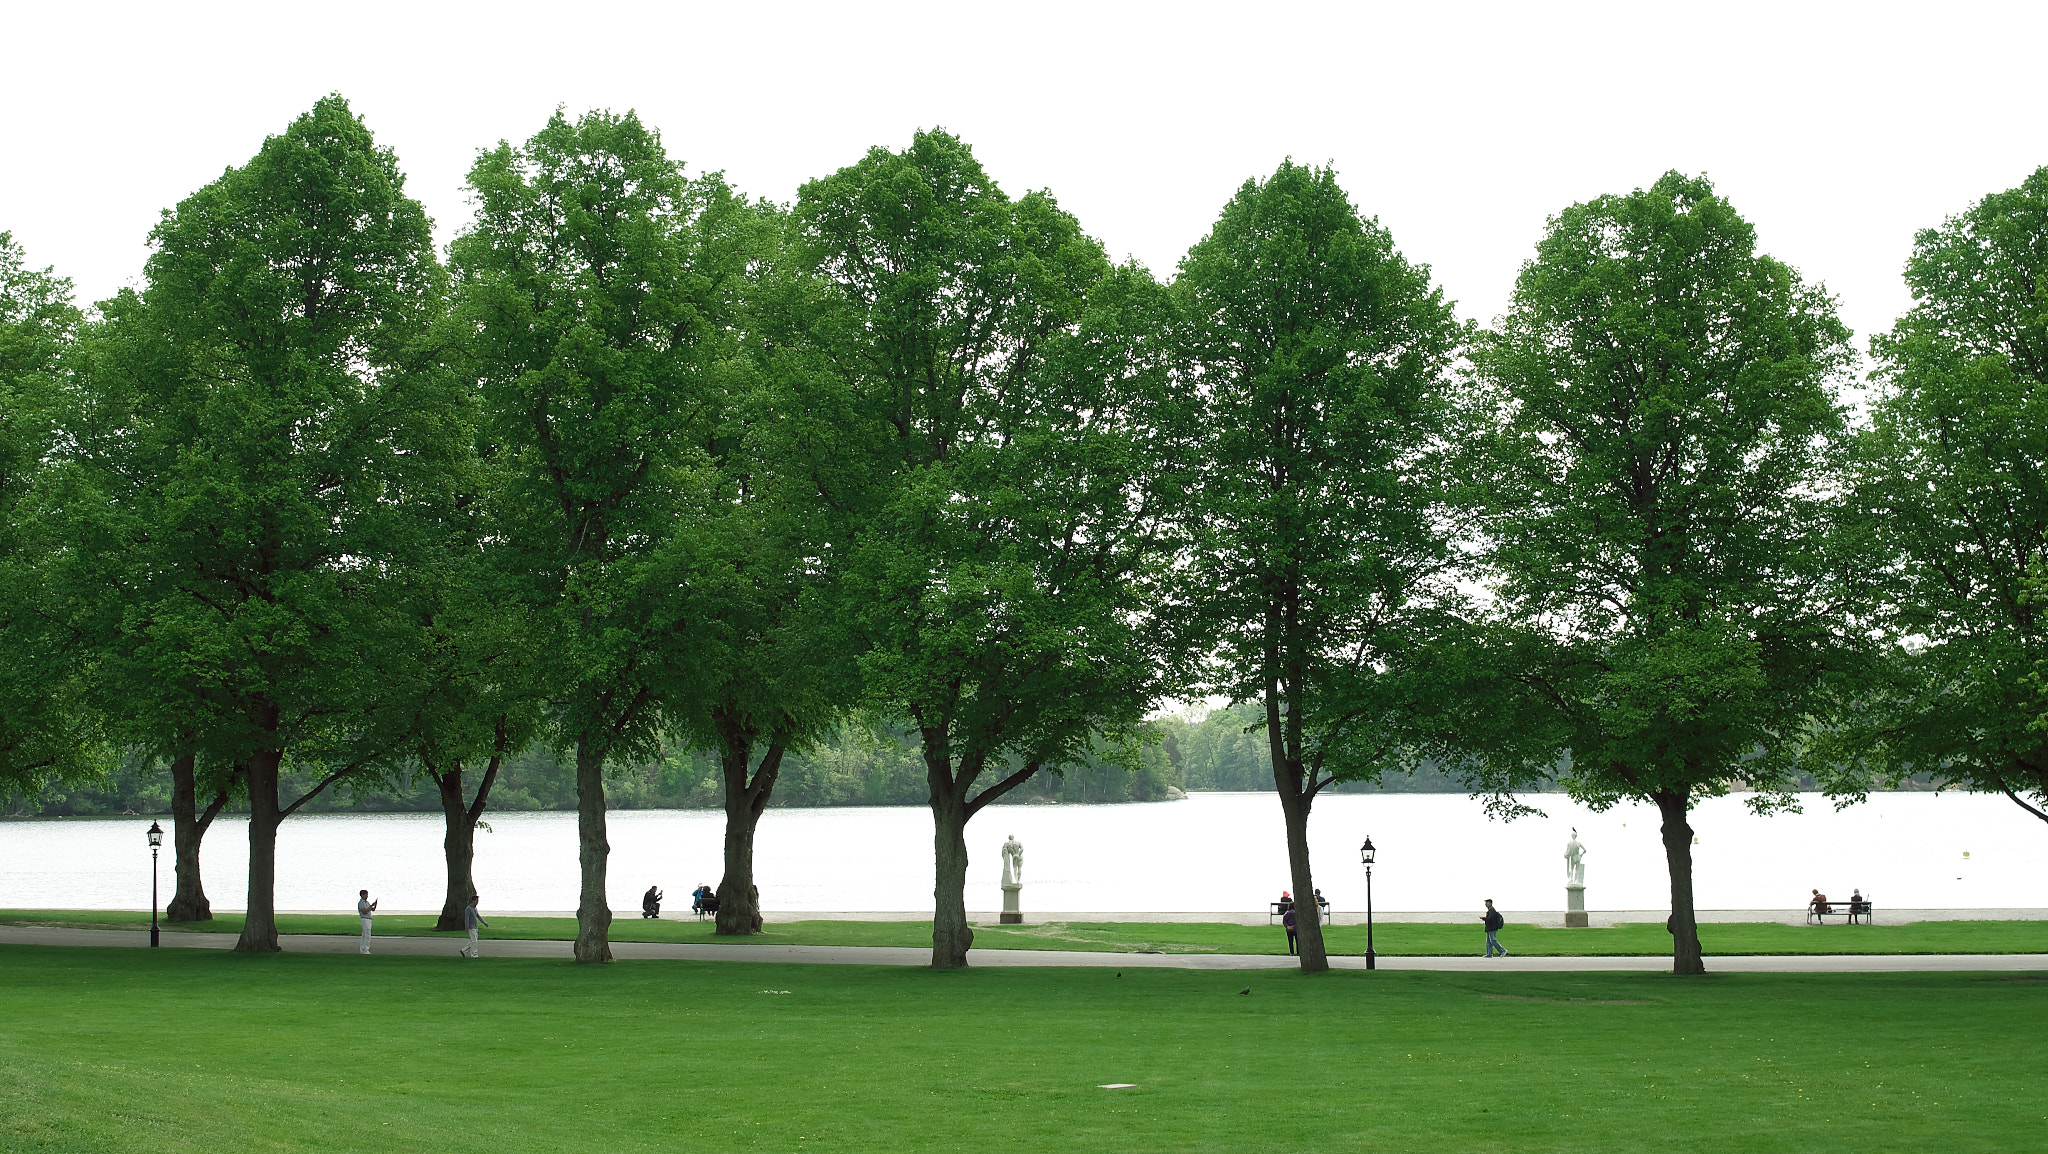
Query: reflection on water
3 791 2041 915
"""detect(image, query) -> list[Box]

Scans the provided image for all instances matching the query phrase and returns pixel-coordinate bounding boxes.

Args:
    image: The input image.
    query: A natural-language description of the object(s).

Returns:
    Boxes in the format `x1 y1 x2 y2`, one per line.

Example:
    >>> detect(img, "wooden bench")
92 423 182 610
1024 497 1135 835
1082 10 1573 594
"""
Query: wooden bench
1269 901 1332 926
1805 898 1873 924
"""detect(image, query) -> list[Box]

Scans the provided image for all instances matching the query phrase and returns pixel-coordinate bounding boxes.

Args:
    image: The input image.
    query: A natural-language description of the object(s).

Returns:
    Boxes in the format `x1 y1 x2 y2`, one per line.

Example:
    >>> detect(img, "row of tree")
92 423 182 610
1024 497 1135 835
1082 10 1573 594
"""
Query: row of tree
20 701 1513 816
10 717 1195 816
4 95 2044 974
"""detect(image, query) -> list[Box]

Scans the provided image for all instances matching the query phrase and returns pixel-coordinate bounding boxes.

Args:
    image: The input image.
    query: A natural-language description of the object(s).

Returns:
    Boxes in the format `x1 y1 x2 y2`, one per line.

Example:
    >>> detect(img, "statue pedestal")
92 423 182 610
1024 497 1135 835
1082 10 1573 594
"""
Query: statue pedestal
1565 884 1588 928
1000 882 1022 925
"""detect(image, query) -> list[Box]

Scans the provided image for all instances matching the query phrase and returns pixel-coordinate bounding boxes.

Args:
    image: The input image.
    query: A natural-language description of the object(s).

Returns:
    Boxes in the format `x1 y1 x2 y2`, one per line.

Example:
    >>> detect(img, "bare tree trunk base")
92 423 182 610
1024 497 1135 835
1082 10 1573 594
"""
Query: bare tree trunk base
1657 788 1706 976
930 797 973 969
573 738 613 964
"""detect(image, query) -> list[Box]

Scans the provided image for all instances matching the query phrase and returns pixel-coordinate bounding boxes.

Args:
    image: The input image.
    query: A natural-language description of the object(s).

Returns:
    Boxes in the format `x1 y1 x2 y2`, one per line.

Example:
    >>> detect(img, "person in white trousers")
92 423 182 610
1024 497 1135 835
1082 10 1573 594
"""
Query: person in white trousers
357 889 378 954
459 894 489 959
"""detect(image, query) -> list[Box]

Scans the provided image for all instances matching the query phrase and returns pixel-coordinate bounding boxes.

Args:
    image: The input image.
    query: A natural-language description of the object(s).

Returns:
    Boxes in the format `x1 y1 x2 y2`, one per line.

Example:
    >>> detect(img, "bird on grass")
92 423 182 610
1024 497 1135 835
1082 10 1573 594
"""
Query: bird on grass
1239 987 1251 995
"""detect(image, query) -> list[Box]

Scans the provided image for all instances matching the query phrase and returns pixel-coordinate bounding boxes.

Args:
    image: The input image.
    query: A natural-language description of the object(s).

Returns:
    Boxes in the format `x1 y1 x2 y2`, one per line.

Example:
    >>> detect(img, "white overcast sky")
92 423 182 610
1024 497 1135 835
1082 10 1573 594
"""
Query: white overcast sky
4 1 2044 352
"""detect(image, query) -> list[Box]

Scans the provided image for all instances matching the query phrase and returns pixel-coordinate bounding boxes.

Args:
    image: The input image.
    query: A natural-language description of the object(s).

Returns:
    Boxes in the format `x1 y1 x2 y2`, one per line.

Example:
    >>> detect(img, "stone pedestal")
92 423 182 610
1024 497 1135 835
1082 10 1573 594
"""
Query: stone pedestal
1565 884 1588 928
1001 882 1022 925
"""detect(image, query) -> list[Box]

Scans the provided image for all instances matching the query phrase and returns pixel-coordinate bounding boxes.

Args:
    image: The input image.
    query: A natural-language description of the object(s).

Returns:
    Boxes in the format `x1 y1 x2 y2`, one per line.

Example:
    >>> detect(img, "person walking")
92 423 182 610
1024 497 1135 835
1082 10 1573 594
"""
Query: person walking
1281 905 1299 955
1482 899 1508 957
459 893 490 959
356 889 378 955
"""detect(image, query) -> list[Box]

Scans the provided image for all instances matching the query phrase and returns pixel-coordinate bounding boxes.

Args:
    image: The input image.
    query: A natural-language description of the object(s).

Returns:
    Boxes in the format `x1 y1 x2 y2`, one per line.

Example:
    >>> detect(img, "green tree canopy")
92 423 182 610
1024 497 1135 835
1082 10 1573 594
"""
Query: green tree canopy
0 232 104 794
1173 160 1466 973
797 130 1191 968
452 108 766 962
1469 171 1856 974
661 207 862 935
1838 166 2048 825
77 95 464 952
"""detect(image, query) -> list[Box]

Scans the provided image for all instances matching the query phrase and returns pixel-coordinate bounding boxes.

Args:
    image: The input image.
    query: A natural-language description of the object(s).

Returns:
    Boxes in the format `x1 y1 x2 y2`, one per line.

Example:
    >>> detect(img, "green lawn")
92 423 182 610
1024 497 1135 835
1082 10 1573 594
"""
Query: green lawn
1 945 2042 1153
6 908 2046 955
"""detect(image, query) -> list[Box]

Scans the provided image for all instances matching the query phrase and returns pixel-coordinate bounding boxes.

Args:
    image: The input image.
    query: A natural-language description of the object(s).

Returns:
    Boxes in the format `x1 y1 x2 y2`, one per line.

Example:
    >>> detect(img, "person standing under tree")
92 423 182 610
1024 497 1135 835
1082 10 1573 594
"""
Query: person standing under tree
1483 899 1508 957
357 889 377 955
459 894 490 959
1281 906 1299 955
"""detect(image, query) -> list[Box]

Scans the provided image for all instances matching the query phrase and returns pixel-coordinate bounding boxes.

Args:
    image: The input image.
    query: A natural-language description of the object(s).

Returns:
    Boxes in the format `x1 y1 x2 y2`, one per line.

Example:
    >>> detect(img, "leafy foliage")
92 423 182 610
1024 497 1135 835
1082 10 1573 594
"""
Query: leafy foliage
1838 166 2048 823
795 129 1191 964
1468 171 1857 971
0 233 104 790
1174 160 1466 970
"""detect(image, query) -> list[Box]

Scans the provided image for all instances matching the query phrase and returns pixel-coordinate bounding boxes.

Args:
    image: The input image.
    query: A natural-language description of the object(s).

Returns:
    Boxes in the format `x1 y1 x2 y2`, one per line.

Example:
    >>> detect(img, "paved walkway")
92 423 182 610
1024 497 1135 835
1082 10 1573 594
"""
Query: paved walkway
274 907 2048 927
4 925 2043 973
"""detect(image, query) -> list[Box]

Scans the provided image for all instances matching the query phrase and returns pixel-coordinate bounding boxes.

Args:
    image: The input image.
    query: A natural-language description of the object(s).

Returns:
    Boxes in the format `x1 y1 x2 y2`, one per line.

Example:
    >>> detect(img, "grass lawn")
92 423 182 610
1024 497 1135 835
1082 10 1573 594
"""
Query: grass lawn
1 945 2043 1153
6 908 2046 955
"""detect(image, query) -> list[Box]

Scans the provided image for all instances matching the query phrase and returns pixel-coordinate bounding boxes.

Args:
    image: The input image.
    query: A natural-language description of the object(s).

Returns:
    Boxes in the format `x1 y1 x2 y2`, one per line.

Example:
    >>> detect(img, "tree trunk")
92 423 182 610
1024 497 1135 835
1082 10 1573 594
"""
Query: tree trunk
929 788 973 969
714 730 784 936
573 735 613 963
234 750 284 953
433 766 476 931
1655 786 1705 975
1264 680 1329 974
166 754 217 922
433 728 506 930
1274 778 1330 973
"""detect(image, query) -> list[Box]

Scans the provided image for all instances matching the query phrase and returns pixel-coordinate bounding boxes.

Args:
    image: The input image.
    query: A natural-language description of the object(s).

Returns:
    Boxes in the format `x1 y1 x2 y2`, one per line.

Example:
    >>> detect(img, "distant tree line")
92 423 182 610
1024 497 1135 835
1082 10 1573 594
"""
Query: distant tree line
11 703 1485 816
4 94 2045 973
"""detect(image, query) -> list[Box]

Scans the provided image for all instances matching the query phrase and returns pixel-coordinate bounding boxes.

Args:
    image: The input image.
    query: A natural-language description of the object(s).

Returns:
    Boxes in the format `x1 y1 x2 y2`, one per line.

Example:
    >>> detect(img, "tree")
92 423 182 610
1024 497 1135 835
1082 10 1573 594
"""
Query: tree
452 109 760 963
68 291 242 921
1838 166 2048 824
1173 162 1466 974
384 475 544 931
796 131 1189 968
0 233 106 796
80 95 463 952
668 226 855 936
1469 172 1856 975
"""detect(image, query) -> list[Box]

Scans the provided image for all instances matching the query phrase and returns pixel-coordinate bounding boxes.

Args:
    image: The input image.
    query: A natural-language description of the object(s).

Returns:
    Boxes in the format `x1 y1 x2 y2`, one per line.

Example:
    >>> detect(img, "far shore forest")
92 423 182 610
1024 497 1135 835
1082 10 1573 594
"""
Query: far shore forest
4 94 2045 973
12 700 1911 818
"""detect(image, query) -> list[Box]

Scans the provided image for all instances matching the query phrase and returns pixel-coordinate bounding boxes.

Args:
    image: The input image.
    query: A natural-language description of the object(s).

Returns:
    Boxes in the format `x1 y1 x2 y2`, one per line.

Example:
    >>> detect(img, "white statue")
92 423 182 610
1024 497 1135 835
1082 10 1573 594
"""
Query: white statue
1564 828 1587 887
1000 833 1024 887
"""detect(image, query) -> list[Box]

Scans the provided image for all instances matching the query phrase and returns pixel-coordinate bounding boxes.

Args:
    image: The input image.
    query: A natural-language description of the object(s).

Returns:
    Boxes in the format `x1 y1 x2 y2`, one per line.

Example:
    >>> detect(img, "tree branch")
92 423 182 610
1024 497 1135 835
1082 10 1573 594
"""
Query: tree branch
967 761 1043 819
195 768 240 838
2000 785 2048 825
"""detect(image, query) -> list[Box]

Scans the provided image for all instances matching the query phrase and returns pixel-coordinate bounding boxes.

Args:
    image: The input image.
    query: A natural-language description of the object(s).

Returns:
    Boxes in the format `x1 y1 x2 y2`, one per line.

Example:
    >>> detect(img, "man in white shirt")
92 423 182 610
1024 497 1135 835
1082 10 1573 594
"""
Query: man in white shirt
459 894 490 959
357 889 378 954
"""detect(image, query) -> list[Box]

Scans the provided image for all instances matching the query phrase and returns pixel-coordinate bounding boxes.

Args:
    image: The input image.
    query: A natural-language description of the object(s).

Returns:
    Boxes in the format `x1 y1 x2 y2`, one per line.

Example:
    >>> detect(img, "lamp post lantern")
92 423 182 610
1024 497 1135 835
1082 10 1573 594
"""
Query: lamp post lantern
1359 835 1376 970
146 821 163 947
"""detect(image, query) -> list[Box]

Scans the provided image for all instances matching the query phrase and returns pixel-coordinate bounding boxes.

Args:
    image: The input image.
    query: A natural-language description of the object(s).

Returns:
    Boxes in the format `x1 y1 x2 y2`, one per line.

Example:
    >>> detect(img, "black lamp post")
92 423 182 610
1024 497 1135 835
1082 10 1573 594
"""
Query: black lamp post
1359 835 1376 970
146 821 163 947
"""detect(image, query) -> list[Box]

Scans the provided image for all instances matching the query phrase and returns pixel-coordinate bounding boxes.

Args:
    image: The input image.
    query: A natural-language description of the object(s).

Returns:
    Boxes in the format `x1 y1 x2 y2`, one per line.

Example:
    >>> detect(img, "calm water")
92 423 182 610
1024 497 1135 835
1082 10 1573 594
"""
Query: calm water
3 791 2042 915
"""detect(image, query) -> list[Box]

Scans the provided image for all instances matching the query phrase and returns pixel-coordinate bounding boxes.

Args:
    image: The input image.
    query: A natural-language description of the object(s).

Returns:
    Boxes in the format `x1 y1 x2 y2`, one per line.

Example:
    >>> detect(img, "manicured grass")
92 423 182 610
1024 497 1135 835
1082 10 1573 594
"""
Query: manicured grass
7 908 2046 955
2 945 2043 1153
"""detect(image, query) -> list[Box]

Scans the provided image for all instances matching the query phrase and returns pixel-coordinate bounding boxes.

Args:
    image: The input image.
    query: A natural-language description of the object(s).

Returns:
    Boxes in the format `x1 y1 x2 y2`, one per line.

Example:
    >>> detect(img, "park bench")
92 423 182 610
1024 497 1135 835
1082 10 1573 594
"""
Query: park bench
1269 900 1332 926
1805 897 1874 925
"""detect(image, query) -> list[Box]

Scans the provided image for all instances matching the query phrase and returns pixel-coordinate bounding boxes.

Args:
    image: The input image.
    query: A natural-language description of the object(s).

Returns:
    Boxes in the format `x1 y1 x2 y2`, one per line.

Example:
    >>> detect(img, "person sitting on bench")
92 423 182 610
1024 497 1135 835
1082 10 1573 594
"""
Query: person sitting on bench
1809 889 1830 919
642 885 663 919
1847 889 1867 924
692 884 719 917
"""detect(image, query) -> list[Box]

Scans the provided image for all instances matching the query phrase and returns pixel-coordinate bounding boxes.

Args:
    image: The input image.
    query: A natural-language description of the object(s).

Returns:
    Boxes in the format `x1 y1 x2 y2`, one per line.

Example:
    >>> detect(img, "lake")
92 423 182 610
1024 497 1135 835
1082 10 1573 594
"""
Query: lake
3 791 2042 916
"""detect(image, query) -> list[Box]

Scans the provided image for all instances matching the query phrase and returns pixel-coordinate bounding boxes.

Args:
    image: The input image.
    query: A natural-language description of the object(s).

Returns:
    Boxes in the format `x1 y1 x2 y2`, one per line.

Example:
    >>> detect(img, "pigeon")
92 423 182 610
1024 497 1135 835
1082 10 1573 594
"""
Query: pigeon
1240 987 1251 995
